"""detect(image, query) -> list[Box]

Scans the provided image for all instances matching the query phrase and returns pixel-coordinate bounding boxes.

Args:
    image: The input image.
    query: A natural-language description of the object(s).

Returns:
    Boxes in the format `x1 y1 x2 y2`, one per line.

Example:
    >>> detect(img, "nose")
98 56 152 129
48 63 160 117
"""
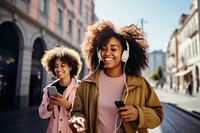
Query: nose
105 49 111 55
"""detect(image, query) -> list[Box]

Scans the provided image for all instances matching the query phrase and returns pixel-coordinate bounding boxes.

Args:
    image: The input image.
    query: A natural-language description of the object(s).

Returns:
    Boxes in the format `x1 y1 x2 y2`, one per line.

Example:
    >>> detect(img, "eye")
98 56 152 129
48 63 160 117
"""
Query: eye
54 65 58 68
61 64 66 67
101 47 107 51
111 48 117 51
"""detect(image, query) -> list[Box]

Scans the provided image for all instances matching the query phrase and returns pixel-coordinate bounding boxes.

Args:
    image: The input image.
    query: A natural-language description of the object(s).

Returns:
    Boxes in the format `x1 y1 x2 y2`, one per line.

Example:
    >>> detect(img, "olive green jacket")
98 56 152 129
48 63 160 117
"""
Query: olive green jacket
71 69 164 133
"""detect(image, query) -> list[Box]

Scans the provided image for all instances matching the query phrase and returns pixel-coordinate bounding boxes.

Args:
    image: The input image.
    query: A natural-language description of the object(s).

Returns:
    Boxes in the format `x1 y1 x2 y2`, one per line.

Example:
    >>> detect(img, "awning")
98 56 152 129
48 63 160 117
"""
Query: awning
175 67 193 77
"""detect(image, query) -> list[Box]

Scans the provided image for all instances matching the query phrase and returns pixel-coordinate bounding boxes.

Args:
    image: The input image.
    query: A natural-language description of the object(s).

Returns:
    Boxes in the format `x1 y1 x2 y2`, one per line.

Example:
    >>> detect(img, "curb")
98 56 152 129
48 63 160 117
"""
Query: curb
167 103 200 120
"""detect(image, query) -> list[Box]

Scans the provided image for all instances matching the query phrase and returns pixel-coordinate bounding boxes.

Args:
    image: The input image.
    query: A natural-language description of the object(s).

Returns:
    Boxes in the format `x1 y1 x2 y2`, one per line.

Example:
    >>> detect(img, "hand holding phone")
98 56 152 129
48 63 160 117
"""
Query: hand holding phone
114 101 125 108
115 101 126 112
47 86 58 97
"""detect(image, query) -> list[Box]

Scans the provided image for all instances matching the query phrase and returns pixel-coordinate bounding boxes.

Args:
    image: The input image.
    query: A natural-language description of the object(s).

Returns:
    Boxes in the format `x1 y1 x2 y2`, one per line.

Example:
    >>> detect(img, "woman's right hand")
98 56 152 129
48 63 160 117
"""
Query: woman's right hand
47 96 57 111
68 116 87 133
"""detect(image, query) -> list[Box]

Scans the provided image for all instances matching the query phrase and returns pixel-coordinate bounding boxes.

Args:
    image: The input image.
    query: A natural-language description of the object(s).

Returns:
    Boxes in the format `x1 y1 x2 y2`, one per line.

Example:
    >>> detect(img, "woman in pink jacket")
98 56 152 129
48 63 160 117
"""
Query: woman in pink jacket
38 46 82 133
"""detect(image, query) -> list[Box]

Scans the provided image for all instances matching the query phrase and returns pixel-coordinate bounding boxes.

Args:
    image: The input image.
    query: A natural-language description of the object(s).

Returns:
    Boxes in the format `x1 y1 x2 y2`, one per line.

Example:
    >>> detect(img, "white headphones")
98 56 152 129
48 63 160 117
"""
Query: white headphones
97 48 102 61
97 41 129 62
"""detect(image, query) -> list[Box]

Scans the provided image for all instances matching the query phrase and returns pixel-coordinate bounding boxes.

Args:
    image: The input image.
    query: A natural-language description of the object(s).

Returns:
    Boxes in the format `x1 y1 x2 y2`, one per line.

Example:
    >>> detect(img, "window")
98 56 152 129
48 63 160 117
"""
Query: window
70 0 74 4
56 8 62 26
68 19 73 37
78 27 81 44
85 6 89 25
79 0 82 15
39 0 46 13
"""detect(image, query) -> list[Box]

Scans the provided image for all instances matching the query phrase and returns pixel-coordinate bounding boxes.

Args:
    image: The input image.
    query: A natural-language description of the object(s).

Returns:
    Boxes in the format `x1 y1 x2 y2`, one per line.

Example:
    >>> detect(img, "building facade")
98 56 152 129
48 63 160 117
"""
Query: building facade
0 0 95 111
166 0 200 94
148 50 166 87
166 29 179 90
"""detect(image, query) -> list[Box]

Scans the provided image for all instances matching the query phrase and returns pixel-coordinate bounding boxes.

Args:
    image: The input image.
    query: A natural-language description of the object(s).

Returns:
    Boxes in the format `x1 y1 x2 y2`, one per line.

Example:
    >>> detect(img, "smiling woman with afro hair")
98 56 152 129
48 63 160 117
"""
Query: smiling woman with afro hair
69 20 164 133
38 46 82 133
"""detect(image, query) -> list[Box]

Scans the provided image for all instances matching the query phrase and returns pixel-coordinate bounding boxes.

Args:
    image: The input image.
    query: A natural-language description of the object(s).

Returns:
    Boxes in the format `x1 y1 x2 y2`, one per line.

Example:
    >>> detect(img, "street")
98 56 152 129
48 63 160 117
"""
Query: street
148 102 200 133
1 88 200 133
0 107 48 133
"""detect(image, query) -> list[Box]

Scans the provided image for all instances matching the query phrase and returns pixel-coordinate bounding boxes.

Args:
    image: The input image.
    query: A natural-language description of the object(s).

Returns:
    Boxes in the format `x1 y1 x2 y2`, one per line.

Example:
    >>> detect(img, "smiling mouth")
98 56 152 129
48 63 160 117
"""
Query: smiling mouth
104 57 113 61
57 72 64 76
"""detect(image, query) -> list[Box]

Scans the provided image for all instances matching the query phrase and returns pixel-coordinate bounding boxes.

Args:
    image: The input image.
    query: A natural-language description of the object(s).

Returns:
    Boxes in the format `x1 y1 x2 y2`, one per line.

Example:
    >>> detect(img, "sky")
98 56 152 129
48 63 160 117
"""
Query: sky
94 0 192 52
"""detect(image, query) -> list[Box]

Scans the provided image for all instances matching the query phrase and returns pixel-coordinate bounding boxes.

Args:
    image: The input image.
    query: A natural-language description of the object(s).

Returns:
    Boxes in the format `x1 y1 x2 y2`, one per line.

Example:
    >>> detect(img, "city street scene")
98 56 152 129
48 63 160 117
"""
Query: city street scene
0 0 200 133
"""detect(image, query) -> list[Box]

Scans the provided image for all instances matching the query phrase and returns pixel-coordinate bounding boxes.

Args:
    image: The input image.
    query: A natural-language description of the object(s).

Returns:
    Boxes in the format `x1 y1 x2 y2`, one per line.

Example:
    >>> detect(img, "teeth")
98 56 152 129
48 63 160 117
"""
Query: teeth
105 58 113 61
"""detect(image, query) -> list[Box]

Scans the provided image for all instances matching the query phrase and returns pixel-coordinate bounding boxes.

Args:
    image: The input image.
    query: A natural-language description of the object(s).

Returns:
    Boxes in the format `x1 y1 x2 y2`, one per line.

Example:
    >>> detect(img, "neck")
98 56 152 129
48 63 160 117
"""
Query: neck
104 68 123 77
59 77 72 86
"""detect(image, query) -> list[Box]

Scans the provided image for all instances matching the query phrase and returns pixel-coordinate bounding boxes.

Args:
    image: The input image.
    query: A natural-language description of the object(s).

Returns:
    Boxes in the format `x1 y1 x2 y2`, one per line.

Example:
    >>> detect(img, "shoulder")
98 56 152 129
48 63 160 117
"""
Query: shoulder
127 75 153 89
43 80 59 90
77 79 81 84
127 75 144 86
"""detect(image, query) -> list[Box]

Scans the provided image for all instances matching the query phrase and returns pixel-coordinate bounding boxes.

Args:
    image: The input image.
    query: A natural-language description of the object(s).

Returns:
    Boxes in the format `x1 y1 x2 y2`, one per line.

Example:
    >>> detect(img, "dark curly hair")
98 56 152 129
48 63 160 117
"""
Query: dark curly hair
118 24 149 76
41 46 82 78
81 20 149 76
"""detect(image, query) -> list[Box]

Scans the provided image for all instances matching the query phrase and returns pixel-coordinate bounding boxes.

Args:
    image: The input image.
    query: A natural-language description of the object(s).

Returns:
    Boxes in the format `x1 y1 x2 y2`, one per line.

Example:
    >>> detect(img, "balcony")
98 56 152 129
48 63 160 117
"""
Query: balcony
188 24 198 38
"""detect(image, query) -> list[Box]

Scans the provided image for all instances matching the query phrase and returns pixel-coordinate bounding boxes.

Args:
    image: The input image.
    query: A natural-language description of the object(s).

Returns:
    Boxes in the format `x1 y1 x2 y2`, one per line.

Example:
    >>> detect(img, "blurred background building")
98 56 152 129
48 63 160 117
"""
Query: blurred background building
148 50 166 87
0 0 96 111
166 0 200 94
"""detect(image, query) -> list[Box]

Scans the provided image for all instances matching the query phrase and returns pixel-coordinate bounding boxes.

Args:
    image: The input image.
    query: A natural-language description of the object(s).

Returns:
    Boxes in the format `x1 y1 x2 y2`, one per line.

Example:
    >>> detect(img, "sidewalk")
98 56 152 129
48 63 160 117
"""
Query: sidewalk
155 88 200 114
148 88 200 133
0 106 48 133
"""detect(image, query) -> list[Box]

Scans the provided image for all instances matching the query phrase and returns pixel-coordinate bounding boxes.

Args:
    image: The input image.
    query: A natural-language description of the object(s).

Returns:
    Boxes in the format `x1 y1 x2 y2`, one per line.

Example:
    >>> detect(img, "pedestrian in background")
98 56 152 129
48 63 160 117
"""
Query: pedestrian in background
69 20 164 133
187 74 193 96
38 46 82 133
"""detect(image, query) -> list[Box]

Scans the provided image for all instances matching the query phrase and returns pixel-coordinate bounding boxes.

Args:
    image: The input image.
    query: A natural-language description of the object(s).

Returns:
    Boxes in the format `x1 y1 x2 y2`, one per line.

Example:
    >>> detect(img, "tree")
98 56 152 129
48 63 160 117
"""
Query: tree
151 66 163 87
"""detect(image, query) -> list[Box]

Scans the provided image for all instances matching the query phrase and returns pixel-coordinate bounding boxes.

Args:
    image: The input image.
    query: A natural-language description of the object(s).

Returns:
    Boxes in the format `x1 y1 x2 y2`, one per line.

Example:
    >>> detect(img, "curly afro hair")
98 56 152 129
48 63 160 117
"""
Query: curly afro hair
41 46 82 78
81 20 149 76
118 24 149 76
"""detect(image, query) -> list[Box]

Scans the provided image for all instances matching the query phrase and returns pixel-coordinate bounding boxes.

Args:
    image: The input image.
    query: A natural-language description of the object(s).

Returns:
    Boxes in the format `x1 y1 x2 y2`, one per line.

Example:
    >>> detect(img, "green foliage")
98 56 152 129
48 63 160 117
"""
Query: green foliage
151 66 163 81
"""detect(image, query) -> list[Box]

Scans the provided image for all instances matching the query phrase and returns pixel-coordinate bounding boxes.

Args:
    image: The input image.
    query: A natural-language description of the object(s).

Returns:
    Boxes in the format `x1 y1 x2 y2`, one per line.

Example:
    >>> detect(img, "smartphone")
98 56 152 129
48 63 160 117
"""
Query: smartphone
47 86 58 96
114 101 125 108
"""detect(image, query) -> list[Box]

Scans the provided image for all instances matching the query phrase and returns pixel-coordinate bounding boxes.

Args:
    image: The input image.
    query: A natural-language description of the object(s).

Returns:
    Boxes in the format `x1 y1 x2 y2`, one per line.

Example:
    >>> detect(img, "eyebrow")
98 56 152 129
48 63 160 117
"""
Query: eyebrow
103 44 119 47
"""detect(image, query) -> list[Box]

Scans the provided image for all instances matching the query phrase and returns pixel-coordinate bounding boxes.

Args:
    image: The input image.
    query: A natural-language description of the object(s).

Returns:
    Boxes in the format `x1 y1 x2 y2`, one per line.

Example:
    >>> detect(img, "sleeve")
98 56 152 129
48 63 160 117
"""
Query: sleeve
136 79 164 129
38 87 53 119
70 82 86 119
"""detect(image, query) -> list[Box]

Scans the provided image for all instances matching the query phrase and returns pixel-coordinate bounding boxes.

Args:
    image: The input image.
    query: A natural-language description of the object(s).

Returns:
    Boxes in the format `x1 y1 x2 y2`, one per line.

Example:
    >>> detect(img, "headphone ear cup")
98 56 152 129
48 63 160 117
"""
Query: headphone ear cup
121 50 129 62
98 50 102 61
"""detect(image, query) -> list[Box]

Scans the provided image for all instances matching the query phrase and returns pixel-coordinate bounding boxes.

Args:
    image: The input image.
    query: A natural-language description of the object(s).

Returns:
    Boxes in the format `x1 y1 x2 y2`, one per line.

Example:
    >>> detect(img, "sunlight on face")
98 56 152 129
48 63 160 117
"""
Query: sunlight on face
100 37 123 74
54 58 71 80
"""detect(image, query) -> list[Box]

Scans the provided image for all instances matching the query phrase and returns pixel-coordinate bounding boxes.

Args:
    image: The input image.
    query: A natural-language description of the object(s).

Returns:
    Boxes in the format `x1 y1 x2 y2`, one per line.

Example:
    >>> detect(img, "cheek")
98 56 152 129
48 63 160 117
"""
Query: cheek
64 67 71 72
116 54 122 60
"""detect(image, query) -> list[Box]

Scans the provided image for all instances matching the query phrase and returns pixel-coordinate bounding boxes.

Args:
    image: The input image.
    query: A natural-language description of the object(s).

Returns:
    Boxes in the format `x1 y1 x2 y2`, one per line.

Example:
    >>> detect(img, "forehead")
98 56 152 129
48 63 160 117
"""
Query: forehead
103 37 122 47
55 58 66 64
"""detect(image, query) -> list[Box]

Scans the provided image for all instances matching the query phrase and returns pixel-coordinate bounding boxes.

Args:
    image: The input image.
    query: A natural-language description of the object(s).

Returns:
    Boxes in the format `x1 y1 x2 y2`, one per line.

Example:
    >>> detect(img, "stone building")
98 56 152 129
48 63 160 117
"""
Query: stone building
166 0 200 94
0 0 95 111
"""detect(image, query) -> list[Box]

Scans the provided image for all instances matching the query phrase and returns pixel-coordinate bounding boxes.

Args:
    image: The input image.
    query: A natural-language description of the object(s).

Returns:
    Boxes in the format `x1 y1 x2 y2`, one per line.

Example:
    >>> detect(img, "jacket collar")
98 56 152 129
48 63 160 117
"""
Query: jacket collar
83 69 143 89
82 69 101 85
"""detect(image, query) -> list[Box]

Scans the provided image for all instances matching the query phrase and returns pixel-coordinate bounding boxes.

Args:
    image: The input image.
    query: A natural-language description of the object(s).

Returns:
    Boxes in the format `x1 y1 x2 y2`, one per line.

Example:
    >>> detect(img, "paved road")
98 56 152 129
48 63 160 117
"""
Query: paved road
1 88 200 133
149 102 200 133
148 88 200 133
0 106 47 133
2 103 199 133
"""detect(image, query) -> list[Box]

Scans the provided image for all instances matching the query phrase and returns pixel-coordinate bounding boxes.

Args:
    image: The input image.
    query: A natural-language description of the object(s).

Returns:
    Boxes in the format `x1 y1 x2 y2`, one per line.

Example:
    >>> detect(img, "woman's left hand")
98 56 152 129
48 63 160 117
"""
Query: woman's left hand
118 105 139 122
51 93 71 110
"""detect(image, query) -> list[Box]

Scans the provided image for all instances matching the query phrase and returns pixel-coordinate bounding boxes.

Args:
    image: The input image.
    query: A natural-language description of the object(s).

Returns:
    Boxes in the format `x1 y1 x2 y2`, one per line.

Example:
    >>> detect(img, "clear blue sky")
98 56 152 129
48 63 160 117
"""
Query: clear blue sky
94 0 192 52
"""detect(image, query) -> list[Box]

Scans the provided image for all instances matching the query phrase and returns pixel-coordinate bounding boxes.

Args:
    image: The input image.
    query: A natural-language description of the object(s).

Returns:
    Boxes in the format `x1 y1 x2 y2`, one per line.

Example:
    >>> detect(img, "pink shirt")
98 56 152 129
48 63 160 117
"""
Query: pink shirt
98 70 126 133
38 78 78 133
